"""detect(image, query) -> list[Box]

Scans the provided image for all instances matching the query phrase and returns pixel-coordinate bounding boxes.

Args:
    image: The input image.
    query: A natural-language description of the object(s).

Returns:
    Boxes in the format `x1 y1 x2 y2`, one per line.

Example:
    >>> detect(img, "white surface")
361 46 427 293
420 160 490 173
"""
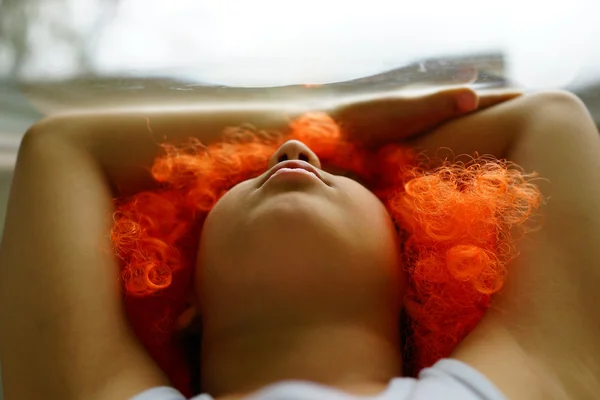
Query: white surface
131 359 506 400
2 0 600 89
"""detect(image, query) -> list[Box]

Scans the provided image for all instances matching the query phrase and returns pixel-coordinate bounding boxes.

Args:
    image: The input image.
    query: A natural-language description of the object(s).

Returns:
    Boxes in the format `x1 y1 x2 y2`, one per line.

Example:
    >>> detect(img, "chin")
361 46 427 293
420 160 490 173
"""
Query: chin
251 190 336 222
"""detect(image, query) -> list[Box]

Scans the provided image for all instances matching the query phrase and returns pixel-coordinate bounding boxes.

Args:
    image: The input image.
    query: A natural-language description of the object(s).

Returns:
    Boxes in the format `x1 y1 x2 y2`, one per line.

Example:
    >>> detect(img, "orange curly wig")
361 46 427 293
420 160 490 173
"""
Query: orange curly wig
111 112 541 396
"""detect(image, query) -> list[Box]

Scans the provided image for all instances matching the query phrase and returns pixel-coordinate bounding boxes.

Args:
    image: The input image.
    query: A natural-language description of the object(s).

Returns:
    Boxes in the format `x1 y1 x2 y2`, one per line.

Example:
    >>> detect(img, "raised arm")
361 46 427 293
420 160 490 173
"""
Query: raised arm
0 101 320 400
412 91 600 400
0 127 169 400
0 87 501 400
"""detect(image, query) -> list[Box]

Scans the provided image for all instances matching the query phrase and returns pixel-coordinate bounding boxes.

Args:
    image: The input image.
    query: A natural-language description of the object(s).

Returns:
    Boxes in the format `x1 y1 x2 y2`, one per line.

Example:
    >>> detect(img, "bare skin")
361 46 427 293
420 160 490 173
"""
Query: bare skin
0 87 485 400
195 139 403 398
1 88 593 400
408 91 600 400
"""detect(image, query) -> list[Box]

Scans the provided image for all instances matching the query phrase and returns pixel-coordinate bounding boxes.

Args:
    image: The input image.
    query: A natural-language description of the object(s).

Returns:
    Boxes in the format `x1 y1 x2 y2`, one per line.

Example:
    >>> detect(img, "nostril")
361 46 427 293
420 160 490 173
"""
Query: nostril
269 140 321 170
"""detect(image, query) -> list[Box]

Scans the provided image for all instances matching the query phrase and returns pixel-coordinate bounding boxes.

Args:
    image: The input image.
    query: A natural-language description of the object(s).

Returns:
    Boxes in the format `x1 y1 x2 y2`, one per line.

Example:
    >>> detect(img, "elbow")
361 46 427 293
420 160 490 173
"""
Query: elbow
521 89 597 137
21 116 67 144
17 116 76 165
523 90 593 122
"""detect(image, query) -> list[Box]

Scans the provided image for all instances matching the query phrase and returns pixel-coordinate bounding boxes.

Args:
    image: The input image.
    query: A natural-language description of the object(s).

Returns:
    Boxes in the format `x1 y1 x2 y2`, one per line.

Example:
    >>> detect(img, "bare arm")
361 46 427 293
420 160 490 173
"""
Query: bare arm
0 130 169 400
28 86 490 193
412 91 600 400
0 88 507 399
0 104 314 400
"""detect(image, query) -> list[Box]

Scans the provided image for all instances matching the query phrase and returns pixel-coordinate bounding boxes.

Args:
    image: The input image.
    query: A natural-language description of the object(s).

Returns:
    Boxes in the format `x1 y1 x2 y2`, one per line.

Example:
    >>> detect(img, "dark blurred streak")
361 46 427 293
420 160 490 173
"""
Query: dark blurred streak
0 0 597 129
16 53 506 115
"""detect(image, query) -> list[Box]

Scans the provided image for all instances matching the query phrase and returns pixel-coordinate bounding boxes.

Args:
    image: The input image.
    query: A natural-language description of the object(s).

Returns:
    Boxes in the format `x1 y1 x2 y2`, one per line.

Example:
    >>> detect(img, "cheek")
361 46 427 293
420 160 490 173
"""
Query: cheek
194 185 253 298
339 184 402 270
342 184 396 240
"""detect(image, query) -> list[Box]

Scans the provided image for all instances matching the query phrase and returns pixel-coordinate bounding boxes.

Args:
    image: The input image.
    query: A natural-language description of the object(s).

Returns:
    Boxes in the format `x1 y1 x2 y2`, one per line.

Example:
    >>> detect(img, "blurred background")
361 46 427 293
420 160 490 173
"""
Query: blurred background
1 0 600 396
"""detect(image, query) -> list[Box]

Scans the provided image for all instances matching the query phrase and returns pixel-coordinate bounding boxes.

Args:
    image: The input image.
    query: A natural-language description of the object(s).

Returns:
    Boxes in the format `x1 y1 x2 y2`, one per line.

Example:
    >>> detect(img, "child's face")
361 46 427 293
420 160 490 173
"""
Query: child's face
196 140 403 332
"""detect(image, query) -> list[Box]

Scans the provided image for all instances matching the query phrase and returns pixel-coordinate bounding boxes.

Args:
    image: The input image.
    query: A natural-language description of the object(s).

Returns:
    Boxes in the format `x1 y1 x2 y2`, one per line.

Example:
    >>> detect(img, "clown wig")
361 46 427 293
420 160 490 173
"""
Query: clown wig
111 112 541 396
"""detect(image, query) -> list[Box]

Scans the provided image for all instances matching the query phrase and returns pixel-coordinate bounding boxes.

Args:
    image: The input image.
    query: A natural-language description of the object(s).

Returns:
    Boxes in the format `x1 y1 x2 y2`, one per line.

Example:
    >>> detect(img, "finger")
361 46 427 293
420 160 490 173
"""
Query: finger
403 90 523 158
335 87 478 146
407 94 533 162
477 90 523 110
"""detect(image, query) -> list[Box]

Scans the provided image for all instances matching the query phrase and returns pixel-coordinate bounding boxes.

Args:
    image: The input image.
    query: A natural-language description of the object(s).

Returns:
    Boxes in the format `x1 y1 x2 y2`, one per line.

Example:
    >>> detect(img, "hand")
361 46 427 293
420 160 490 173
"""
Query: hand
334 87 522 147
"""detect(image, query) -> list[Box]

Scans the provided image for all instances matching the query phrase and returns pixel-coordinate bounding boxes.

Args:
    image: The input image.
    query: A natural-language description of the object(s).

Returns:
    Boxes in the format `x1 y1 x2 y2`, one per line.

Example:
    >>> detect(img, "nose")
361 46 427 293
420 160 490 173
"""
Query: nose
268 140 322 170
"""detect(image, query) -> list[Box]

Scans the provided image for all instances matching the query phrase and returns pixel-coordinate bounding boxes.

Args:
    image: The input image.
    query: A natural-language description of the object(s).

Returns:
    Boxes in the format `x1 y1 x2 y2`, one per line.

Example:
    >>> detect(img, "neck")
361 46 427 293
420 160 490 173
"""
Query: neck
200 316 402 399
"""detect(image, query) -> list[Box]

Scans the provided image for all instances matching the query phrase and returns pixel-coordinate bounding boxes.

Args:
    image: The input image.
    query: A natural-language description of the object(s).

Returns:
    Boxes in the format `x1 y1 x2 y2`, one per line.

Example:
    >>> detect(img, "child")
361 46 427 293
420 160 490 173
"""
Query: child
1 88 597 400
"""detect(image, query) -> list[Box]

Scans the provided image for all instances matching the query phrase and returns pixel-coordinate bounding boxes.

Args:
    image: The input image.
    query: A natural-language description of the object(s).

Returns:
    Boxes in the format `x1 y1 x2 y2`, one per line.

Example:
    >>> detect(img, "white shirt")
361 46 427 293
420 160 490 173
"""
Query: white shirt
131 359 506 400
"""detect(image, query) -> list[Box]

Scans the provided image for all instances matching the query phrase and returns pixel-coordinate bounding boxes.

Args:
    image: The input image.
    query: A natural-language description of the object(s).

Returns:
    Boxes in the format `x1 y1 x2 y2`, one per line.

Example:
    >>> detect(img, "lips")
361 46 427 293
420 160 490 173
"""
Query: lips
261 160 327 186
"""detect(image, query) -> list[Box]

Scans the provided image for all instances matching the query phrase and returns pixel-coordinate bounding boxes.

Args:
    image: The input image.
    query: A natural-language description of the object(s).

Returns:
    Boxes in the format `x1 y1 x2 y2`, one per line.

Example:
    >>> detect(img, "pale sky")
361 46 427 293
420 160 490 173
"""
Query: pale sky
9 0 600 88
